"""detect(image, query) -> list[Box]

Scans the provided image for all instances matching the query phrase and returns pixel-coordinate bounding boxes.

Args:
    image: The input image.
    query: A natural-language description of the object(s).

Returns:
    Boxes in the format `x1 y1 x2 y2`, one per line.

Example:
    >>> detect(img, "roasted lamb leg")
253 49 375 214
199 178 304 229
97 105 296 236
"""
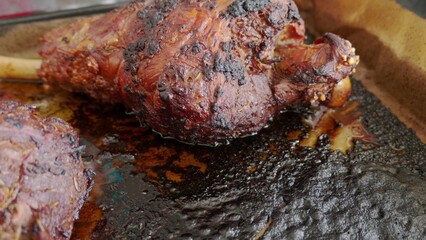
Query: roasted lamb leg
4 0 357 145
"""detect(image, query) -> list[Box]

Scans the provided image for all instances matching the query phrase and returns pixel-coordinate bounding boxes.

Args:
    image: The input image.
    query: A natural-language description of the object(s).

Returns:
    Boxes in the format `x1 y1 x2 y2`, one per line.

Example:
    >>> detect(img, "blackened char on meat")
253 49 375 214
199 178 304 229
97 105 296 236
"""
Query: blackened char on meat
38 0 358 145
0 101 92 239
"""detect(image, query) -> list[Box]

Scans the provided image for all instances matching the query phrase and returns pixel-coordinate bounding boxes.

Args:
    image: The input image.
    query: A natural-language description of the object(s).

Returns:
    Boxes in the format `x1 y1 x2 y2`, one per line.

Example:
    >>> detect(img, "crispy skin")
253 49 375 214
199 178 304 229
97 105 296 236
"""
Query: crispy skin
38 0 357 145
0 101 92 239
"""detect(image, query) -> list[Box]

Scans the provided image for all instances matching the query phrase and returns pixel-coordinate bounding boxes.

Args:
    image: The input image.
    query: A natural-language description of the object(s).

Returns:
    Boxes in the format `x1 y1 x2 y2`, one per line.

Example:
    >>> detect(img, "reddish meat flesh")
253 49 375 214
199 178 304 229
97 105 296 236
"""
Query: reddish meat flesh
0 101 92 239
38 0 358 145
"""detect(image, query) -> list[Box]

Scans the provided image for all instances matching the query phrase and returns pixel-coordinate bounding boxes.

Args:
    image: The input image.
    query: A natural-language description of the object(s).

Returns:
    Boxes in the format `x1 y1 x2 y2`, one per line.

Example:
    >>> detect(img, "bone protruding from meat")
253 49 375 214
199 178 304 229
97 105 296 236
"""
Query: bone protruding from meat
0 56 41 80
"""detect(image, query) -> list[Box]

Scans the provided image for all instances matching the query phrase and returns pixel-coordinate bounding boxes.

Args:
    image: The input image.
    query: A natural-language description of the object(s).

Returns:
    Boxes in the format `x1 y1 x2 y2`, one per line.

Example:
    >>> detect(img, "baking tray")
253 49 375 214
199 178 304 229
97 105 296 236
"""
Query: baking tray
0 2 425 239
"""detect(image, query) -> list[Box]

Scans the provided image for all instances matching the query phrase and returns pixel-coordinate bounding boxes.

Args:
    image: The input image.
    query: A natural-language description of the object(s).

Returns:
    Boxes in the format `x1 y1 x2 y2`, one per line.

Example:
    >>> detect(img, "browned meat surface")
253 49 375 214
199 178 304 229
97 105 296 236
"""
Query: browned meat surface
0 101 92 239
38 0 358 145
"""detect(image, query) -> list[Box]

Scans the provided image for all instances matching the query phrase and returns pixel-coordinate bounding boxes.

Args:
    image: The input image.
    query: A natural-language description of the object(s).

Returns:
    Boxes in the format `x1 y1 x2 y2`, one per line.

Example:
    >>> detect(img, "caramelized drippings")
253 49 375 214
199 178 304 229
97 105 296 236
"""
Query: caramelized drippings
132 146 207 182
327 77 352 108
133 146 177 180
165 170 184 183
287 130 303 140
300 108 335 147
71 201 104 239
300 101 377 153
0 82 78 121
173 151 207 173
268 142 279 156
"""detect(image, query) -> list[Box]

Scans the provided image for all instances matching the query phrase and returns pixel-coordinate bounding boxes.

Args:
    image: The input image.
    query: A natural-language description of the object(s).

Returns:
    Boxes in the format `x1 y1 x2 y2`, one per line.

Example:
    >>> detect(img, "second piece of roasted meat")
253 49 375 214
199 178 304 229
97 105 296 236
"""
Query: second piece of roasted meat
0 101 92 239
38 0 358 145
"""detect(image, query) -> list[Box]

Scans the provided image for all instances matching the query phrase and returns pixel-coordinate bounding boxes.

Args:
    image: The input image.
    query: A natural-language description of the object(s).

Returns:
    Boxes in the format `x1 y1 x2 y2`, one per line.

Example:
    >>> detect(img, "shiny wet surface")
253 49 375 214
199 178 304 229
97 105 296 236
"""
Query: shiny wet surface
1 80 425 239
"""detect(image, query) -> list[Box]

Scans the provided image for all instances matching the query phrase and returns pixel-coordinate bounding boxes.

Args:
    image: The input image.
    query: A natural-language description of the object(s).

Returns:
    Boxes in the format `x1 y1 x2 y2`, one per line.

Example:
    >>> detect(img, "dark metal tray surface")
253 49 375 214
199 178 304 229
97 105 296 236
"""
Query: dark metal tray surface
1 79 425 239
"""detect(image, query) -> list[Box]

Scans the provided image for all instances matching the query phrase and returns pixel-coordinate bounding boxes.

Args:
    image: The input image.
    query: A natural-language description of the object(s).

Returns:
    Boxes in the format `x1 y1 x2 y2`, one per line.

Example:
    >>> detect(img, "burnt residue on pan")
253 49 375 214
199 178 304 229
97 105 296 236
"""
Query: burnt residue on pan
0 79 425 239
75 81 426 239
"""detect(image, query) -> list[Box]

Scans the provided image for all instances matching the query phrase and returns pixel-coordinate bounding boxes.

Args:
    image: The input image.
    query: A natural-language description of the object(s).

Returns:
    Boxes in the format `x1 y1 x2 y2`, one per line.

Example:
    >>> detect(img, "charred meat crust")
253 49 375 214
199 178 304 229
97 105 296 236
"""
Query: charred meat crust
0 101 92 239
225 0 272 17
